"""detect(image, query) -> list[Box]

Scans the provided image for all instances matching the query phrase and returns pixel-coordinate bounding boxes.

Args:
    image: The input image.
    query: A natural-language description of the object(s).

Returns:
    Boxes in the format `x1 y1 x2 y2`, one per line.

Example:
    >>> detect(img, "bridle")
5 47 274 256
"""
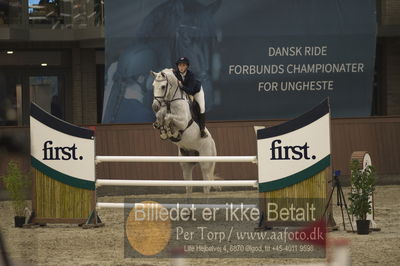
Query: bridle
153 71 194 142
153 72 188 111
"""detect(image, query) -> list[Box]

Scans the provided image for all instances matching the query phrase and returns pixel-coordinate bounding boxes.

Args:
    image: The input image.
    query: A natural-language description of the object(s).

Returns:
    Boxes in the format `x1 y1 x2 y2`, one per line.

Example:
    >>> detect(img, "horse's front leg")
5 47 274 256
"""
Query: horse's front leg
162 114 175 138
153 107 170 140
165 113 187 130
153 106 167 129
153 120 161 130
160 126 168 140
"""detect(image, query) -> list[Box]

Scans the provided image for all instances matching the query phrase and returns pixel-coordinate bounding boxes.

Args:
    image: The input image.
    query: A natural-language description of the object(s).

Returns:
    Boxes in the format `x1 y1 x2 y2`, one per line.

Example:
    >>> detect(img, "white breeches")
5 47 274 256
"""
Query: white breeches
194 87 205 114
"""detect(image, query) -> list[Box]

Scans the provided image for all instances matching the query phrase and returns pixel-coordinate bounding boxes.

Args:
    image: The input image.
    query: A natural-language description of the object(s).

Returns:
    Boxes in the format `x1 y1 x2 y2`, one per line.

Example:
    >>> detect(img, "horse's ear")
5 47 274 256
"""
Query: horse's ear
150 71 157 78
207 0 221 14
161 72 166 78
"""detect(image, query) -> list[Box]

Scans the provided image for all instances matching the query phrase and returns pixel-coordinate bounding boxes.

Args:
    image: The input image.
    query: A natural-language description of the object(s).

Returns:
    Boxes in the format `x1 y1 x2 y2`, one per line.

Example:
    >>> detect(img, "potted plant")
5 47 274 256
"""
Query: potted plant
1 161 30 228
348 159 376 234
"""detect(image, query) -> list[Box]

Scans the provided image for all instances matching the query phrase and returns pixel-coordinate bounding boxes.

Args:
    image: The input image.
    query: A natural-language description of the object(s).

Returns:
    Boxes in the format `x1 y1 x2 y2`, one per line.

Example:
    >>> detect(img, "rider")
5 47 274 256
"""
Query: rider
173 57 207 138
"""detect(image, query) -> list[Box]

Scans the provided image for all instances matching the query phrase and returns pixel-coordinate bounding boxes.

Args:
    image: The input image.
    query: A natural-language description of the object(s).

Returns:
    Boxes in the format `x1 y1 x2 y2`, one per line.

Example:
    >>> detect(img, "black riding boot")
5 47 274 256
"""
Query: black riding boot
199 113 208 138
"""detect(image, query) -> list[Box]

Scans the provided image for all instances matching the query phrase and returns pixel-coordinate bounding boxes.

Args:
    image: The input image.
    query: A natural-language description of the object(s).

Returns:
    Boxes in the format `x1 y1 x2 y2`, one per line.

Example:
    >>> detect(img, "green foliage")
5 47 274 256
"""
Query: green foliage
1 161 30 216
348 160 376 220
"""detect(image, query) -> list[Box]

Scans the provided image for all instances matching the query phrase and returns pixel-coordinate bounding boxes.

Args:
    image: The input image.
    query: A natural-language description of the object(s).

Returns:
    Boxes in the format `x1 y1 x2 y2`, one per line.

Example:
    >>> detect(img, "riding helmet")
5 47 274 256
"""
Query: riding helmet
176 57 190 66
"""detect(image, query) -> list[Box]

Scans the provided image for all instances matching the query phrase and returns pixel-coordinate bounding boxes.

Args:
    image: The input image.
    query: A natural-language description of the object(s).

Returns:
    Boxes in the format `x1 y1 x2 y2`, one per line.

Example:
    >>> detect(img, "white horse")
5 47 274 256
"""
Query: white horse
151 68 219 195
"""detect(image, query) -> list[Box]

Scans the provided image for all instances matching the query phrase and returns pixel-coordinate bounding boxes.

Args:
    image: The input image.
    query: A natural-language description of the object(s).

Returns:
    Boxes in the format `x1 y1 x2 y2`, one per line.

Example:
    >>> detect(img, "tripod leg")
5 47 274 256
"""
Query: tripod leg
338 189 346 231
323 184 335 217
338 185 355 232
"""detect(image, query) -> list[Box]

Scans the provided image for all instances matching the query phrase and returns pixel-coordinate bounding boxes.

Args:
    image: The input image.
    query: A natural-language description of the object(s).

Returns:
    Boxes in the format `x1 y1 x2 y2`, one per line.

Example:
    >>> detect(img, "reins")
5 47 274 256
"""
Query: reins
154 73 188 110
154 72 194 140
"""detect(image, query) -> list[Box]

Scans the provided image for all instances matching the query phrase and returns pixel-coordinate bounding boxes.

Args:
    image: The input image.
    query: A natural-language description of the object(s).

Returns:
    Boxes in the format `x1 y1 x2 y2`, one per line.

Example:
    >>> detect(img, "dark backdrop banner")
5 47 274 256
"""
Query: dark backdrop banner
103 0 376 123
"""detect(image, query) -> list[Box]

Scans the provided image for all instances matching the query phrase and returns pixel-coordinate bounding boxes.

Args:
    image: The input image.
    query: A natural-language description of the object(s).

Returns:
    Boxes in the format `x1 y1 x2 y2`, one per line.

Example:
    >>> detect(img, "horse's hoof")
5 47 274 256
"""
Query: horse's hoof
169 136 181 142
169 132 182 142
167 131 175 138
160 129 168 140
153 122 160 129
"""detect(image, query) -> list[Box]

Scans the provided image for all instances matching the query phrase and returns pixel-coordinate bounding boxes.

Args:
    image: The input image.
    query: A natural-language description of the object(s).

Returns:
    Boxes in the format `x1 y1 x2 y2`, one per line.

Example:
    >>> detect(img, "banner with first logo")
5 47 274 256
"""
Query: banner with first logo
257 99 331 193
30 103 96 224
30 103 96 190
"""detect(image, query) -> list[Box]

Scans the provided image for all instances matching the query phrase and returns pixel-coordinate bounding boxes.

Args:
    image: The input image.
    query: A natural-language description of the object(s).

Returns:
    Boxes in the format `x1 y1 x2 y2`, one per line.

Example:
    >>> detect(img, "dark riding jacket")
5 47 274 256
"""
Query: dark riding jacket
173 69 201 95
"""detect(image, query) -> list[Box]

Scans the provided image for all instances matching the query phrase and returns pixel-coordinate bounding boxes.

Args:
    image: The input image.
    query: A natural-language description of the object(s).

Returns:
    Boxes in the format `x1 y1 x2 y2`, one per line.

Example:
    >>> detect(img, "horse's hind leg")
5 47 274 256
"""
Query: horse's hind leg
180 162 196 198
200 162 216 194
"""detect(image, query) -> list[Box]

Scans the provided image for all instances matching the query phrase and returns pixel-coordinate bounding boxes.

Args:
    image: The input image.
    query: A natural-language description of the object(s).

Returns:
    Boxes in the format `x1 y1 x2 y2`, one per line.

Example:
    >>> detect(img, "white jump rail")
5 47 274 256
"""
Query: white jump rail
95 156 258 209
96 202 258 209
95 156 258 164
96 179 258 188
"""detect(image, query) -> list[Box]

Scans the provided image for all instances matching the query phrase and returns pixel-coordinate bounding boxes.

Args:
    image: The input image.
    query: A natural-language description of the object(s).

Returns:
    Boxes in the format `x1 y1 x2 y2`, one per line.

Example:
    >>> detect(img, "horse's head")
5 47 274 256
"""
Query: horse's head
150 69 178 112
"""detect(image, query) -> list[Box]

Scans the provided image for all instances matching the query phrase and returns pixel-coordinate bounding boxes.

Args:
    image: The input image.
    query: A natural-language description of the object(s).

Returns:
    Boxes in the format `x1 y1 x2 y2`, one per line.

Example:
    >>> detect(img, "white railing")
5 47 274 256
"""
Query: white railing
95 156 258 164
96 179 258 188
96 202 258 209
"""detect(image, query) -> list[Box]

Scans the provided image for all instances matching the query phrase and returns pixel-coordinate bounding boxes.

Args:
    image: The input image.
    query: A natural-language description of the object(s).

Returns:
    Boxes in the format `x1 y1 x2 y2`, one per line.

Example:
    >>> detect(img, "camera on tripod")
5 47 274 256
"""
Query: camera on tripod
329 170 341 186
324 169 354 232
